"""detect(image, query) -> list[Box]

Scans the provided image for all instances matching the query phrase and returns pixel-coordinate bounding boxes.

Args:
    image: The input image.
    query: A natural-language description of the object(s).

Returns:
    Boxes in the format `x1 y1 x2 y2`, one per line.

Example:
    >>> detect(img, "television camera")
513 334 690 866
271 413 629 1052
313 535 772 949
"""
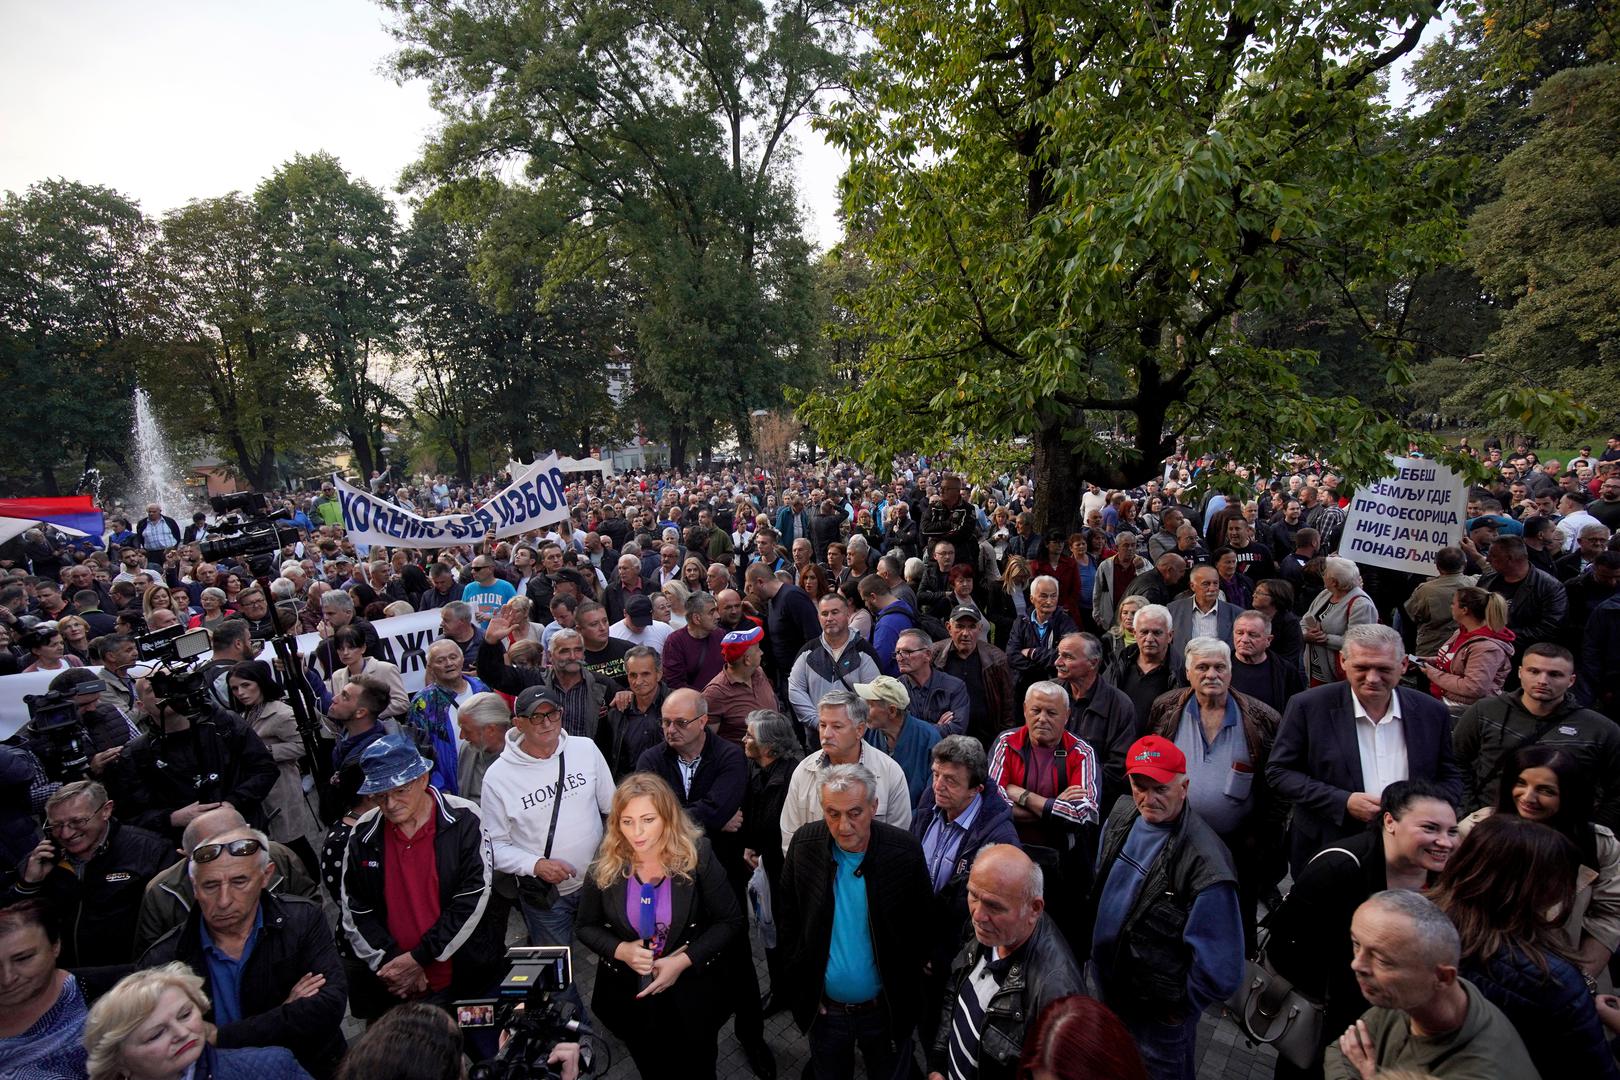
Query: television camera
21 689 92 784
459 947 597 1080
196 492 302 577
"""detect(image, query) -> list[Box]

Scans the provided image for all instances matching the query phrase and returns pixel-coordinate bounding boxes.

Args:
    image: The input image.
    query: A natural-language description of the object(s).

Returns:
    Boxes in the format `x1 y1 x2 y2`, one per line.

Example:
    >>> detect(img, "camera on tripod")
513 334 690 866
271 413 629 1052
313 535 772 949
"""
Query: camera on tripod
197 493 302 574
458 946 593 1080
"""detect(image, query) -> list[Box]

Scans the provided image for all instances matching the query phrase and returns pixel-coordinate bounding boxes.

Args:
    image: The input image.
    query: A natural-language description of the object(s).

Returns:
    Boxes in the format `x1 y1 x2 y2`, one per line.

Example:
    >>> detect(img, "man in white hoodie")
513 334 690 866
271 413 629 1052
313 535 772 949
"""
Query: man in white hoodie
479 684 615 964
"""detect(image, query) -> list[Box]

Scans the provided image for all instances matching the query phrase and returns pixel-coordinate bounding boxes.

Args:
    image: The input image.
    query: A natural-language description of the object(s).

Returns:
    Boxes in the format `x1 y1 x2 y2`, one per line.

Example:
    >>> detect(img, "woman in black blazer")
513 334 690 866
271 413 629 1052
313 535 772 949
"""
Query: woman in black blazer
575 772 743 1079
1263 778 1459 1080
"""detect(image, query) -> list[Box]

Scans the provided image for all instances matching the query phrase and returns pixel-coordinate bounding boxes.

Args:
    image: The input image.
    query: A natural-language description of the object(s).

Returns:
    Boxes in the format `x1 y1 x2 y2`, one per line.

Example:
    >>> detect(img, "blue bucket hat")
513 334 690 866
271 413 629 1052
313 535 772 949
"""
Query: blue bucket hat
357 732 432 795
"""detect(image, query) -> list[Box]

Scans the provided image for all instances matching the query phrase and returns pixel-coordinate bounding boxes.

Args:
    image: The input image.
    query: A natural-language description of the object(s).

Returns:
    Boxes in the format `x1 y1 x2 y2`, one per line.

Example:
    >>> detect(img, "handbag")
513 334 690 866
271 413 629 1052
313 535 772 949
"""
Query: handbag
1225 846 1359 1068
516 751 567 911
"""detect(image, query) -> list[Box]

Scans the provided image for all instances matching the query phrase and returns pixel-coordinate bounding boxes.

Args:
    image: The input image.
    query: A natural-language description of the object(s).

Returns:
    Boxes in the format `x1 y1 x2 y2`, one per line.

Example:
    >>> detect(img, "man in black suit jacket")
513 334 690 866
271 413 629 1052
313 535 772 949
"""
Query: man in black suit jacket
1266 624 1463 875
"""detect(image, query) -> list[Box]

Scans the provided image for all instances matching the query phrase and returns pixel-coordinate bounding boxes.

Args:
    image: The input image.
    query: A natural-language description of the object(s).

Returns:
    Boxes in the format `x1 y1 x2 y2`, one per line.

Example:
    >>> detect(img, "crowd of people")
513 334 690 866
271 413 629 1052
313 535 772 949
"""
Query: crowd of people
3 433 1620 1080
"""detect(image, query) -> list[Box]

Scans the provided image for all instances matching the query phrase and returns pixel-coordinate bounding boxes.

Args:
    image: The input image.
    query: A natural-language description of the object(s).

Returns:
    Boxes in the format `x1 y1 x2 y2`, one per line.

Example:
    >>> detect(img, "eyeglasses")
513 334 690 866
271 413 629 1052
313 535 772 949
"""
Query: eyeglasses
523 709 562 725
44 809 104 835
661 715 703 730
893 647 927 658
191 838 264 864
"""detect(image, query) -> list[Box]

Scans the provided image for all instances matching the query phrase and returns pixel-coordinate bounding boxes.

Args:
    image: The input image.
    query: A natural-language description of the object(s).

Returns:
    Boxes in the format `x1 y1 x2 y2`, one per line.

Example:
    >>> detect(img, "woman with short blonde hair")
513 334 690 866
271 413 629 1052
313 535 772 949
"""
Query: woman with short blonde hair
86 962 310 1080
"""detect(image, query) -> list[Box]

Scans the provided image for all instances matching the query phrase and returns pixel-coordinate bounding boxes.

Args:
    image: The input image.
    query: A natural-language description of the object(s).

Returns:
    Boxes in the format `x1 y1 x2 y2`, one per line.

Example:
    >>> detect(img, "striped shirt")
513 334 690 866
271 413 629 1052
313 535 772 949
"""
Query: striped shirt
947 952 1001 1080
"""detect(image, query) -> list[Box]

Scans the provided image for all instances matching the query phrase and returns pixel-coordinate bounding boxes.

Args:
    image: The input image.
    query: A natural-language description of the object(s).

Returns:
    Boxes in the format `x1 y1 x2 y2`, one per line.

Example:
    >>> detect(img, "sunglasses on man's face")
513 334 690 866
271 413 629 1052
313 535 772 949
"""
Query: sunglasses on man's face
191 838 264 864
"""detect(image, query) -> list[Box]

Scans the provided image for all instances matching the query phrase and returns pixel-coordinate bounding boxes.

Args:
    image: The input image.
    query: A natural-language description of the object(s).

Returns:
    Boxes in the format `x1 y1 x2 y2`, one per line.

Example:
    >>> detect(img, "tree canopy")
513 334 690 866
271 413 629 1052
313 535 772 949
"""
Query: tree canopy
797 0 1491 527
380 0 849 467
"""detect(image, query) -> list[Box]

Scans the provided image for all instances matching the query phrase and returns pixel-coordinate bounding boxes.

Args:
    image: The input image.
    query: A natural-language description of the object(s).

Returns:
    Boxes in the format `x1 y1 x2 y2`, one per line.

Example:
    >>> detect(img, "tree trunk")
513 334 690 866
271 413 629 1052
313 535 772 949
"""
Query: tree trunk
668 423 689 472
39 466 60 497
347 426 375 480
1031 420 1083 535
452 441 474 487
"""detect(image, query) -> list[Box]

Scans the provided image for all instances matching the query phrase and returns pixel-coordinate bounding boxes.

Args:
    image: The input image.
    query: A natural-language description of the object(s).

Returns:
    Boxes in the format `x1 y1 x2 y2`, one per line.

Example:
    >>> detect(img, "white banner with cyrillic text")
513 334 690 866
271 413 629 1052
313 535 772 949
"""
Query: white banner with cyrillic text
0 609 445 741
1339 457 1467 576
335 455 571 548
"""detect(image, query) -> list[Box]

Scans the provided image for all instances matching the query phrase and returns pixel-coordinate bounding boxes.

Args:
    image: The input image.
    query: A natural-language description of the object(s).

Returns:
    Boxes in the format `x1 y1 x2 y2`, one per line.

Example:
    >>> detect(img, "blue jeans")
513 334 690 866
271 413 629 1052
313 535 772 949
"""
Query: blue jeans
807 1004 914 1080
518 887 586 1017
1124 1014 1199 1080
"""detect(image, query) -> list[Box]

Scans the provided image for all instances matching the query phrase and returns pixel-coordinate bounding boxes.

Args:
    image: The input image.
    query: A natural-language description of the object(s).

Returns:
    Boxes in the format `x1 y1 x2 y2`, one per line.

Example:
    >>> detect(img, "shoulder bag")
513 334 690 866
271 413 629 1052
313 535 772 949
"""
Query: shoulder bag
1224 845 1360 1068
515 750 567 910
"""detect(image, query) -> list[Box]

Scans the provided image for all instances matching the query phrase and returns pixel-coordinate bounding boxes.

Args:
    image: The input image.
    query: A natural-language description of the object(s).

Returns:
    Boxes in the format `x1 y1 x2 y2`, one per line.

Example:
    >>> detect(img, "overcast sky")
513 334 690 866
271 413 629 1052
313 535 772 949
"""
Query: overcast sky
0 0 848 249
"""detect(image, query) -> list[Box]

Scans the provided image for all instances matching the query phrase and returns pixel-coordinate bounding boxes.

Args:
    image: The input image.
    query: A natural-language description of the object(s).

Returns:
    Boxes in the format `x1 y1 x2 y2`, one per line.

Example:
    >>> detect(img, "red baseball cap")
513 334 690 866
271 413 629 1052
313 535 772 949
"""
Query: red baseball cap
1125 735 1187 784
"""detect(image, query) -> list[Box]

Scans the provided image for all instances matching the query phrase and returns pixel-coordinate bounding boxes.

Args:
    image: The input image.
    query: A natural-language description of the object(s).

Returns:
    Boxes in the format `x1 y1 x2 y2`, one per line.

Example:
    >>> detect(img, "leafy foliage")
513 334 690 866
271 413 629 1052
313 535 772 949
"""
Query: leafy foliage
797 0 1485 528
0 180 147 494
254 153 403 479
141 194 328 489
380 0 848 466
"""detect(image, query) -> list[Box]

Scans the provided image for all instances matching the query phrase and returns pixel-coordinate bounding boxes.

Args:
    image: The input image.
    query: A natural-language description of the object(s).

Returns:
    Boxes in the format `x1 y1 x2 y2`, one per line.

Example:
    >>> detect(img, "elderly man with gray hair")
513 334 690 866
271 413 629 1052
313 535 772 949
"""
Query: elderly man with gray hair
1105 601 1184 731
1144 636 1284 950
1268 622 1463 876
1324 890 1537 1080
780 689 914 853
139 825 348 1076
778 761 932 1080
135 804 320 955
310 586 379 678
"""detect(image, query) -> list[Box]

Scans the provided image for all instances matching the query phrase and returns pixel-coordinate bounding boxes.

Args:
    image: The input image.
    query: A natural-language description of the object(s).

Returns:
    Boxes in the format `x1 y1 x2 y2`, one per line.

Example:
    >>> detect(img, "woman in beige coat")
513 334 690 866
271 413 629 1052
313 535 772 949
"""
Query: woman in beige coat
1458 744 1620 979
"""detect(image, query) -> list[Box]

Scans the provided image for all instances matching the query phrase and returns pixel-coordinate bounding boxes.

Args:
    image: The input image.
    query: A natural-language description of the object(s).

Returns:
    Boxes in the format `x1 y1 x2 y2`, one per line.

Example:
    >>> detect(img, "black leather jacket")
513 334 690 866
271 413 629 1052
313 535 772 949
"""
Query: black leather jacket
927 914 1084 1080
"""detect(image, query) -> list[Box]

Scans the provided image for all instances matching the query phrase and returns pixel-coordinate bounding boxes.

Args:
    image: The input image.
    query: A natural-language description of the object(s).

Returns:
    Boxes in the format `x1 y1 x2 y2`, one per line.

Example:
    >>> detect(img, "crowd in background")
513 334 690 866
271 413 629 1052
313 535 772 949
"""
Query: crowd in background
4 432 1620 1079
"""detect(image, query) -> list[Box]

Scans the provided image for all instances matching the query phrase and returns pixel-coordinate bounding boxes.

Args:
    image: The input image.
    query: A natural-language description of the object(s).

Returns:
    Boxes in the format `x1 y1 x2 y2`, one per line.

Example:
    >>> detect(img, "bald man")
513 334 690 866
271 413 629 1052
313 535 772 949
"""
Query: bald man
927 845 1083 1080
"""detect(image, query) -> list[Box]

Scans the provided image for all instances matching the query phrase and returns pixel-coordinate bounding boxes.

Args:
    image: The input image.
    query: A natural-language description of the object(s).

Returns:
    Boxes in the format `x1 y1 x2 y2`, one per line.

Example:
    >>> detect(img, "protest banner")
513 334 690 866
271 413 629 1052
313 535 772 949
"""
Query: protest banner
0 609 444 741
335 454 571 548
1339 456 1467 576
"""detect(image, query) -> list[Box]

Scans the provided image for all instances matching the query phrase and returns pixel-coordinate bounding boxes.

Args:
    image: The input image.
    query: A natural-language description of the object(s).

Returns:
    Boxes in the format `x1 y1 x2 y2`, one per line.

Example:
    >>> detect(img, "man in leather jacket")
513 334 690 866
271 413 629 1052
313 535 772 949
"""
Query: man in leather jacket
927 844 1083 1080
1085 735 1244 1080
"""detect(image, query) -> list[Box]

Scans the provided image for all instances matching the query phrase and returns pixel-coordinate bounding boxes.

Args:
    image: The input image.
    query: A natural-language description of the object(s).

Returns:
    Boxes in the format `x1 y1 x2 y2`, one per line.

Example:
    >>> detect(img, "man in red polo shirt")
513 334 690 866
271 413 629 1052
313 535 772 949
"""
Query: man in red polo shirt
339 734 507 1028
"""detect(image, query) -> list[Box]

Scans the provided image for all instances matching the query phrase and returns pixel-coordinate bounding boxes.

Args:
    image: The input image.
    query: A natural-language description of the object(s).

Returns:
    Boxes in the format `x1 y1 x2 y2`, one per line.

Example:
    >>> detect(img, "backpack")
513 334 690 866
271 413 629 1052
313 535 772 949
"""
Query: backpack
877 603 948 643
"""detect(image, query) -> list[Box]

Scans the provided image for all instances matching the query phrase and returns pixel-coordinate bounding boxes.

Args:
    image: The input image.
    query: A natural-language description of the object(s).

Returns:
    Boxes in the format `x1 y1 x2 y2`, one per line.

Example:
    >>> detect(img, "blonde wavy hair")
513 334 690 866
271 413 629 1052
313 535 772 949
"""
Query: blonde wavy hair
590 773 703 889
85 963 212 1080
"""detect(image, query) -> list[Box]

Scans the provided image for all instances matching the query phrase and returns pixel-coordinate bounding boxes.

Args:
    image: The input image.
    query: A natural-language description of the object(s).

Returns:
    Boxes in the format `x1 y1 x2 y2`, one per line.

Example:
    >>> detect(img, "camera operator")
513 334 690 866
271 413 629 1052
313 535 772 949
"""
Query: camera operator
8 779 173 966
331 1001 583 1080
0 745 45 891
202 618 259 711
117 672 279 844
45 667 140 769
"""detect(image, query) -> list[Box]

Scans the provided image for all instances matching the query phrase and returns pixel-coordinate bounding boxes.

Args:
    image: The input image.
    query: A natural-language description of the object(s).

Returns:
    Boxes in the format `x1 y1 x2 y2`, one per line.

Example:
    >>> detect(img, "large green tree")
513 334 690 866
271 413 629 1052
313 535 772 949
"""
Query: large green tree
400 187 629 477
799 0 1481 528
380 0 846 467
255 153 401 479
1406 1 1616 434
142 194 327 490
0 180 148 494
1467 63 1620 432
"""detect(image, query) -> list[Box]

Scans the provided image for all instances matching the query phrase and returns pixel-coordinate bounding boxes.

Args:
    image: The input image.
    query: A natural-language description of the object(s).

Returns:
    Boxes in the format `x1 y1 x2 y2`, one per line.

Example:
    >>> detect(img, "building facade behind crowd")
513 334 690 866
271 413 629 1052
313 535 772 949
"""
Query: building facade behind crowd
5 433 1620 1080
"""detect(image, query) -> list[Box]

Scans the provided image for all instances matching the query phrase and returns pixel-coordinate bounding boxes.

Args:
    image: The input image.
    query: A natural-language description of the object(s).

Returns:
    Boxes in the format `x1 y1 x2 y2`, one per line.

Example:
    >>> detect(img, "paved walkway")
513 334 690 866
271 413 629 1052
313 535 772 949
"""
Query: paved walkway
554 917 1280 1080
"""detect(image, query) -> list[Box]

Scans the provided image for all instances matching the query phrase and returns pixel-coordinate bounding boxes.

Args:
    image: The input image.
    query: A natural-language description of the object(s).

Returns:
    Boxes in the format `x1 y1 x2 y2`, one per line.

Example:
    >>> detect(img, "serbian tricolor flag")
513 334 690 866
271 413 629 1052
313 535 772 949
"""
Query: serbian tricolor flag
0 496 105 545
